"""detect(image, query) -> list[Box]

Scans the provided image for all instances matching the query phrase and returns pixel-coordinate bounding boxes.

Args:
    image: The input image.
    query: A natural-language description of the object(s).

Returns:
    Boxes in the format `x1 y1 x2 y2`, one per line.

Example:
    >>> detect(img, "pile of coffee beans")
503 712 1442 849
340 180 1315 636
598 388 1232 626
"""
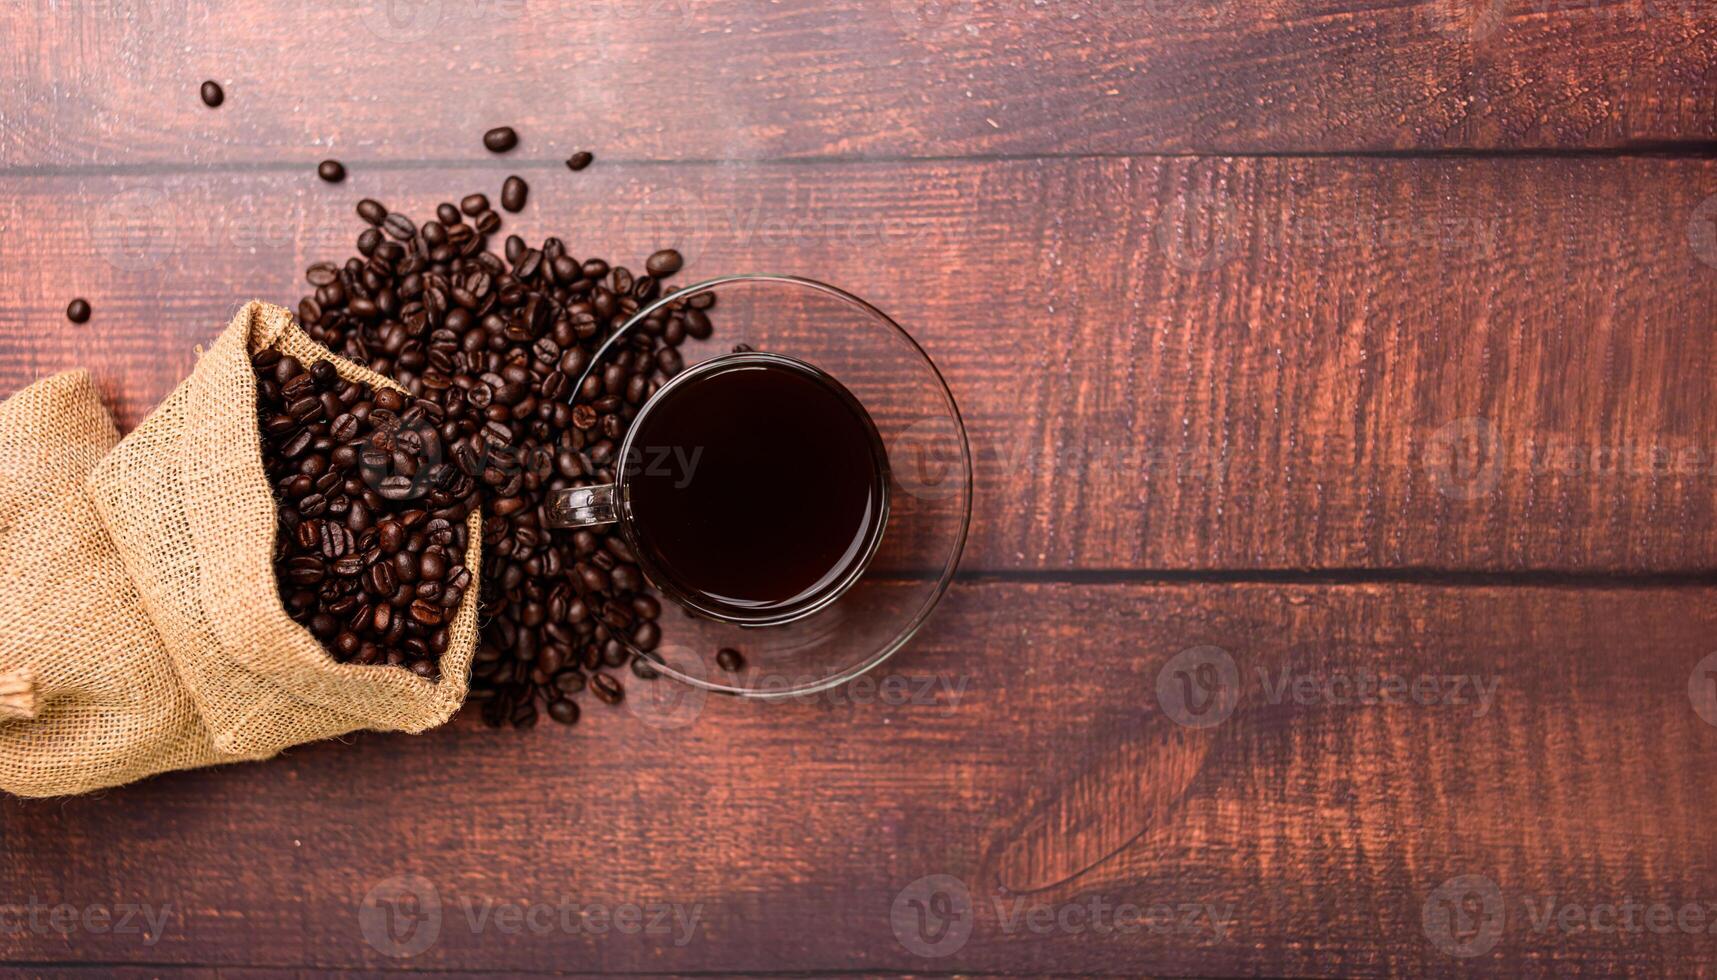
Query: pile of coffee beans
285 190 712 727
254 350 480 679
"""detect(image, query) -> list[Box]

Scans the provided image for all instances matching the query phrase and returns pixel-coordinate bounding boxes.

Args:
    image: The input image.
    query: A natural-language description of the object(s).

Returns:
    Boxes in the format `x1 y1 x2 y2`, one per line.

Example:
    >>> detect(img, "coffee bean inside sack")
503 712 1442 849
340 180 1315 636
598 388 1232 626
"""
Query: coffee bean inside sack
290 192 705 727
254 349 480 681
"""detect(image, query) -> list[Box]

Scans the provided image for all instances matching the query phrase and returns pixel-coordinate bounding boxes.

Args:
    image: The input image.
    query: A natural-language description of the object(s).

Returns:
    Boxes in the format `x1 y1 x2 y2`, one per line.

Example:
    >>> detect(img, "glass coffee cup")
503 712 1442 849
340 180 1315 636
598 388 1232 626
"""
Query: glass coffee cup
545 275 971 698
547 349 892 627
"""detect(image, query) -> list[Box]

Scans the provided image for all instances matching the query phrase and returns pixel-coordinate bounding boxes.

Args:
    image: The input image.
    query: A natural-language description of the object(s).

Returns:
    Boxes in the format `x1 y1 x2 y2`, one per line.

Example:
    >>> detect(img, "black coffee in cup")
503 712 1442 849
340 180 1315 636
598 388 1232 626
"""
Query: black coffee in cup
622 353 889 625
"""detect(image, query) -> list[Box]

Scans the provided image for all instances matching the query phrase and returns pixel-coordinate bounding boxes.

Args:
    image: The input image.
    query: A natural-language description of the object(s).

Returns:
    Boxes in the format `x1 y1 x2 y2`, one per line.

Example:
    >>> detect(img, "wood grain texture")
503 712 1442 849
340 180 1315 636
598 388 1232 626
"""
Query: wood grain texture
2 581 1715 976
4 158 1715 572
4 2 1716 977
1 0 1713 167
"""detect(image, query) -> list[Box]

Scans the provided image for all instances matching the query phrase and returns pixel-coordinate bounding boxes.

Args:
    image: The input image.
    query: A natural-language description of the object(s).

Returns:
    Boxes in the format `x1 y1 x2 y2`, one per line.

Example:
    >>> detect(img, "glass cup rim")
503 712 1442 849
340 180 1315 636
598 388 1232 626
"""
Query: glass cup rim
574 273 974 699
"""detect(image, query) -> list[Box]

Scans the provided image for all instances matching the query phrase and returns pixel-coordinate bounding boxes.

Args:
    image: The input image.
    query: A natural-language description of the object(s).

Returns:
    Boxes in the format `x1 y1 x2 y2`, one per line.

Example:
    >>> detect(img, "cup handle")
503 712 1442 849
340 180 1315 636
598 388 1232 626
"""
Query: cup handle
547 485 618 528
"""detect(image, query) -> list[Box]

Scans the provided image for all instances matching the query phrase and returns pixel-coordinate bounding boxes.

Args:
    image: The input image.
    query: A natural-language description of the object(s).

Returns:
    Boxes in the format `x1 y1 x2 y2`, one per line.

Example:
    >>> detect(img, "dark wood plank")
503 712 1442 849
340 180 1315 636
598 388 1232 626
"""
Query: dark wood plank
2 581 1714 976
3 158 1716 572
1 0 1712 167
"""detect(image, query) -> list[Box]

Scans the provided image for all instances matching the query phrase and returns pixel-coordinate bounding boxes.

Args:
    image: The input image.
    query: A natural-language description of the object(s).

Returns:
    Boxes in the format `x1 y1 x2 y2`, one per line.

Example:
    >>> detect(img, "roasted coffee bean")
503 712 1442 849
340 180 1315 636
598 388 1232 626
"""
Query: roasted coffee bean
460 193 490 216
590 672 623 705
483 126 519 153
356 198 389 226
646 249 683 277
500 175 528 212
420 549 448 581
320 523 354 559
200 80 224 107
384 213 417 241
564 151 594 171
318 159 346 183
410 599 444 625
716 647 745 672
65 298 91 324
284 556 324 585
378 475 418 501
548 698 580 724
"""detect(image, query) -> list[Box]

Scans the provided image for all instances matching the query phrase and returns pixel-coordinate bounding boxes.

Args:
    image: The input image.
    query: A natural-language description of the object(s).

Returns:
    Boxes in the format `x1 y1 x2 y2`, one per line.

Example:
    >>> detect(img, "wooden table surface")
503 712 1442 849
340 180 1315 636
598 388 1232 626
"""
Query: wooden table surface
3 1 1716 976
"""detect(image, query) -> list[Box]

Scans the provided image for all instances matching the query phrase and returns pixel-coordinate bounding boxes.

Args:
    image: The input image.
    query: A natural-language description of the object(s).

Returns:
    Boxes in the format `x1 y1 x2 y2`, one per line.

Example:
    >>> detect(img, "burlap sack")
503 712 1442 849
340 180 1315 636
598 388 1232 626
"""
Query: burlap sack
0 301 481 797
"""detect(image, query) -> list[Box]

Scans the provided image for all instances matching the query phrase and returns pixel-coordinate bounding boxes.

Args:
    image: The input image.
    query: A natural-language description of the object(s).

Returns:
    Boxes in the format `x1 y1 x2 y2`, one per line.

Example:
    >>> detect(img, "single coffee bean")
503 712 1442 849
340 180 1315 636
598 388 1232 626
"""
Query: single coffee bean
501 176 528 212
646 249 683 277
378 475 417 501
318 160 346 183
65 298 91 324
384 213 417 241
564 151 594 171
716 647 745 672
410 599 444 625
548 698 580 724
590 671 623 705
483 126 519 153
356 199 388 226
200 80 224 107
460 193 490 216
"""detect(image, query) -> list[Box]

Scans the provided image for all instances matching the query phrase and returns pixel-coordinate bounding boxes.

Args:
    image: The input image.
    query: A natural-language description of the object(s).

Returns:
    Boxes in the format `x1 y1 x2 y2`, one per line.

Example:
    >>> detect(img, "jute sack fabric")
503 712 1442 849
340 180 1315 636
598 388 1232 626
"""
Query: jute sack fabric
0 301 481 797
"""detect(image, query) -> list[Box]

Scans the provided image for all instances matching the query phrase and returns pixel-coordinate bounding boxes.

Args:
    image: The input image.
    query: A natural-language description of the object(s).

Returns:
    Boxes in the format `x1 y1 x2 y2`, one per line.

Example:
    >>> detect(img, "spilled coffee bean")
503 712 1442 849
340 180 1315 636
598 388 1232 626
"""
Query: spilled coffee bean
590 672 623 705
646 249 683 277
65 298 91 324
318 160 347 183
500 175 528 213
483 126 519 153
200 80 224 107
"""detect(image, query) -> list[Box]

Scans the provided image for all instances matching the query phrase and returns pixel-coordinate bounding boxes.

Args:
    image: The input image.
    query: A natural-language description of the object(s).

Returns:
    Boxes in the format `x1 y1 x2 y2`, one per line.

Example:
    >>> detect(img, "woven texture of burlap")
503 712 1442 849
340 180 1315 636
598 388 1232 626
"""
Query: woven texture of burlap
0 301 481 797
